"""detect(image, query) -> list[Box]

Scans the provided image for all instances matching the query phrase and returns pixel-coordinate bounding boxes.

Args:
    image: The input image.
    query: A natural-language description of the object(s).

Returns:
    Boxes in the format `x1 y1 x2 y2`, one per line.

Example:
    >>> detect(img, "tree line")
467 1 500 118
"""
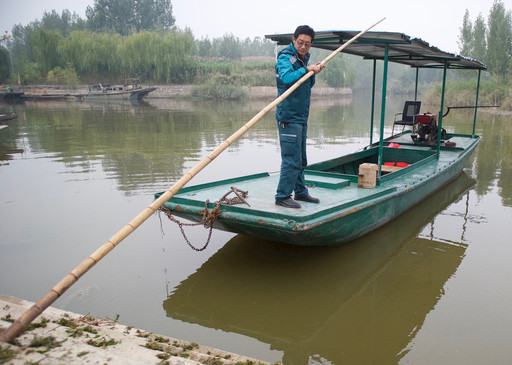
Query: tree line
458 0 512 79
0 0 275 86
0 0 510 97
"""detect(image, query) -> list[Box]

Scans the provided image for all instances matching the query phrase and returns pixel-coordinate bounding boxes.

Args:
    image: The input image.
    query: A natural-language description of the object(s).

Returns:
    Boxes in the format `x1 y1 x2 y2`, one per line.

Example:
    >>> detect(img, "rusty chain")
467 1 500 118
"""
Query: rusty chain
159 187 248 251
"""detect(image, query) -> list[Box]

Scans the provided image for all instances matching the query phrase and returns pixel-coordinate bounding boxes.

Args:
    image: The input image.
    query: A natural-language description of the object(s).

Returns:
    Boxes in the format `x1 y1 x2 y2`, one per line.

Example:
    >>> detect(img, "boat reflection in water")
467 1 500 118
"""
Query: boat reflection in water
163 172 475 364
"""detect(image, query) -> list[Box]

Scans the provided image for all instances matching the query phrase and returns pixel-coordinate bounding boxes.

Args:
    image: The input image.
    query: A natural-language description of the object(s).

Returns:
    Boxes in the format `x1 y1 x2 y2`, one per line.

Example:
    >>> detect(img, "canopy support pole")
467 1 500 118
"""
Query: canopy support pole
378 44 389 177
414 67 419 101
370 59 377 145
437 62 448 157
473 69 482 138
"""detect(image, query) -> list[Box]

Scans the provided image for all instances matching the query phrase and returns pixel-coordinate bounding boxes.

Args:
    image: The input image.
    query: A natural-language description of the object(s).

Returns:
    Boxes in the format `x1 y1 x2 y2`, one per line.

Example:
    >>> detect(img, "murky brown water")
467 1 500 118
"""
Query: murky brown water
1 95 511 364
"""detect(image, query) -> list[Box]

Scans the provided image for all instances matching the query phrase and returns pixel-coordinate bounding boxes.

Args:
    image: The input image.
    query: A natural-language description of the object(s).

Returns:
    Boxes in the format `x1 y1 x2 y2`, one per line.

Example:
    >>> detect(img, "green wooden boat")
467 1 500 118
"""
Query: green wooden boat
156 30 488 246
162 172 475 361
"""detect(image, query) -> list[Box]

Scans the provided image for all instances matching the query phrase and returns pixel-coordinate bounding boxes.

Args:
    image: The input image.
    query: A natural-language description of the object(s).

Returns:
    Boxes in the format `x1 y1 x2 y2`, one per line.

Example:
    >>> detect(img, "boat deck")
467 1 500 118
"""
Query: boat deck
167 135 476 220
174 172 394 218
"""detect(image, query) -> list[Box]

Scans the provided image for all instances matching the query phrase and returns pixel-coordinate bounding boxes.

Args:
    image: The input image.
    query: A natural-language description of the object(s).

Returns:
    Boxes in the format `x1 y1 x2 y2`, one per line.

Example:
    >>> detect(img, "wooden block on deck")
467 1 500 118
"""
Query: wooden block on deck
381 165 404 173
305 173 350 189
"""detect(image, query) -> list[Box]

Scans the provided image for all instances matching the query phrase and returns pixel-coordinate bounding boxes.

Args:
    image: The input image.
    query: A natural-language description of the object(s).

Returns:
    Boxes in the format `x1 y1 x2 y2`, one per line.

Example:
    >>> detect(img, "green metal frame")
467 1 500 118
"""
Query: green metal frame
436 62 448 157
367 50 483 168
473 69 482 138
266 30 487 179
377 44 389 178
370 60 377 145
414 68 419 101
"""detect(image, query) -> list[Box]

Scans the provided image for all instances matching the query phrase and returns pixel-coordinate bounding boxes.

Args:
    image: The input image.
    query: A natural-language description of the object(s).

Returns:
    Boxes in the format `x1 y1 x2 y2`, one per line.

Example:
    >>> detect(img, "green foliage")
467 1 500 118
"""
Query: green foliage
193 60 274 88
473 14 487 64
191 73 248 99
196 38 213 58
487 0 512 77
10 23 38 67
29 336 60 352
86 0 175 35
242 68 274 87
18 62 43 84
458 1 512 77
216 34 242 61
33 28 63 74
0 47 10 83
423 77 512 110
26 317 50 331
480 77 512 108
428 79 482 105
6 3 276 86
117 30 195 83
41 9 87 37
47 65 79 88
195 62 233 80
0 344 18 363
458 10 473 56
318 54 355 88
194 35 275 60
241 60 275 86
192 83 247 101
59 30 122 80
86 336 118 347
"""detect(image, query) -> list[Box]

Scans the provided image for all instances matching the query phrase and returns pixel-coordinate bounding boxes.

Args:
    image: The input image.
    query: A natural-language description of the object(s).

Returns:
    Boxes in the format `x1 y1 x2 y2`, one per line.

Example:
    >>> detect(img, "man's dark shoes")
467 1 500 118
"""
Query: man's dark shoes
276 197 301 209
294 194 320 203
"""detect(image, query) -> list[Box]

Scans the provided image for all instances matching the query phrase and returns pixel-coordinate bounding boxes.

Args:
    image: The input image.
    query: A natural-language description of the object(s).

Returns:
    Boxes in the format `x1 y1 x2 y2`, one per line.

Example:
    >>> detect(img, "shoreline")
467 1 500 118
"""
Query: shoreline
2 84 352 100
0 294 272 365
147 85 352 99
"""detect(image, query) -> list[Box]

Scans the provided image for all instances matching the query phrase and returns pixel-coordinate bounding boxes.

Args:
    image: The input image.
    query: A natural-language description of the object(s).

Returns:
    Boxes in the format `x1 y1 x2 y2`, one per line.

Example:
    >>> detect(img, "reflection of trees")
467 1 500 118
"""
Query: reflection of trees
0 120 24 163
443 110 512 207
20 103 216 194
12 100 281 194
492 114 512 207
9 99 510 205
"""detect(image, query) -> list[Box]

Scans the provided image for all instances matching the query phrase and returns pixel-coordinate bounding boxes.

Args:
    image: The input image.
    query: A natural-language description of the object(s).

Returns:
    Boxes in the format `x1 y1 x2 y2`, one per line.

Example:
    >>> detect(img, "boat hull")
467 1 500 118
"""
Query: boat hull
0 112 18 122
88 87 156 100
157 133 479 246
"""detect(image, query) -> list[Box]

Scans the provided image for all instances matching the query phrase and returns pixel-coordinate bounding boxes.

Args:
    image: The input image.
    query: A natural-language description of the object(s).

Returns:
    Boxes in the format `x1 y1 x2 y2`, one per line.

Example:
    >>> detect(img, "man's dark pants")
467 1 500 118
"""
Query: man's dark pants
275 121 309 202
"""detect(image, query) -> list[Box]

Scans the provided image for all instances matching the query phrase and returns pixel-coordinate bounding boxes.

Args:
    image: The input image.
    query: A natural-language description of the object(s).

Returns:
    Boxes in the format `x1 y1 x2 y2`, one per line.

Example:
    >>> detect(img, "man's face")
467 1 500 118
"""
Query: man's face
292 34 312 58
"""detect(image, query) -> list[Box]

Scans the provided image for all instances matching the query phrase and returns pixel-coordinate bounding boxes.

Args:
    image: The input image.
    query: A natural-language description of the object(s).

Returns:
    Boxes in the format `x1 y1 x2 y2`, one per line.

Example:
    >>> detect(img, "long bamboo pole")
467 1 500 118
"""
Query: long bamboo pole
0 17 385 343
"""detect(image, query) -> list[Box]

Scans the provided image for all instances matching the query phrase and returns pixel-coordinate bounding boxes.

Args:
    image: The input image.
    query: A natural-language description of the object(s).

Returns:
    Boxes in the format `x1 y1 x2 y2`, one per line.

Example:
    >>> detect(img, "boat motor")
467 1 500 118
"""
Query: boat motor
412 113 445 142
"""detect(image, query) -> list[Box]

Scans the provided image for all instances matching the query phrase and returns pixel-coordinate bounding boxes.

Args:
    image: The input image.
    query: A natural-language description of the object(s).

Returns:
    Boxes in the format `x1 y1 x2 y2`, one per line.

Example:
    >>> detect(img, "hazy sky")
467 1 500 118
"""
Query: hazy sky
0 0 501 54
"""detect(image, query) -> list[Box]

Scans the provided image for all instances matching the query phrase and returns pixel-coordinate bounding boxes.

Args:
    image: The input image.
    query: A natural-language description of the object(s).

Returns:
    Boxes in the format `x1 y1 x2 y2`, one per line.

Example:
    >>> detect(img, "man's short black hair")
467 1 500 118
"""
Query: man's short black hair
294 25 315 42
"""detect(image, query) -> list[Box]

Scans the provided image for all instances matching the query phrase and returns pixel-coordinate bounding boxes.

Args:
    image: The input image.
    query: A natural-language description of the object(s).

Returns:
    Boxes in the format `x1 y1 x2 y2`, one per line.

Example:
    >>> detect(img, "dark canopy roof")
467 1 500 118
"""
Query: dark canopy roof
265 30 486 71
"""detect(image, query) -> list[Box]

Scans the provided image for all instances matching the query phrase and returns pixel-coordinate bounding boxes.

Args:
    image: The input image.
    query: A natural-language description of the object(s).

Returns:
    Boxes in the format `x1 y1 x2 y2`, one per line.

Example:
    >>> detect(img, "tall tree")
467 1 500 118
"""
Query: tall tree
41 9 87 37
473 14 487 65
86 0 175 36
487 0 512 77
196 37 213 58
217 34 242 61
32 29 63 75
10 22 39 65
458 9 474 56
59 30 122 79
0 47 10 82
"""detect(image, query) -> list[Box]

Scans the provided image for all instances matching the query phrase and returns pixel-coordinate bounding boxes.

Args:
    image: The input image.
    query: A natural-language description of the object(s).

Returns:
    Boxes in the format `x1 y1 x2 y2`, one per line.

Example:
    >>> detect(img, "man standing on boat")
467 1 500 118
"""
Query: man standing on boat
275 25 325 209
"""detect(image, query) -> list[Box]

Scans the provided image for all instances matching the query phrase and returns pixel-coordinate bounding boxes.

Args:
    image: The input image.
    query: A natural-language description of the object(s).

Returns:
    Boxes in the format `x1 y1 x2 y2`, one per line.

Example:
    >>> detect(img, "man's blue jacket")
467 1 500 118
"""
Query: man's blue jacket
275 43 316 124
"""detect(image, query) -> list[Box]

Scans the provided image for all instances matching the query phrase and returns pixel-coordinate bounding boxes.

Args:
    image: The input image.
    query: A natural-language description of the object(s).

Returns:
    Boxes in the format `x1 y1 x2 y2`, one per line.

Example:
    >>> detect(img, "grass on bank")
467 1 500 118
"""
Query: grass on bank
191 60 275 100
423 78 512 110
190 60 512 107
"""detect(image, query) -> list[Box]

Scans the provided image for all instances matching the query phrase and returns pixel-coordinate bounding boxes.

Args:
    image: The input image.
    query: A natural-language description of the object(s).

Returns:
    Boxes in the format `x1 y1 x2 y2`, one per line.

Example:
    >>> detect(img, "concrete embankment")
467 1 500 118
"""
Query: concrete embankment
13 84 351 100
0 294 271 365
147 85 351 99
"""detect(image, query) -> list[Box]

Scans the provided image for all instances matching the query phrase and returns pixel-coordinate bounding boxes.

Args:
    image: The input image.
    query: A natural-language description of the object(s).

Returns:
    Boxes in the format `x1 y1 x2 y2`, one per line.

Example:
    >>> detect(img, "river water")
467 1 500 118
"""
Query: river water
1 95 511 364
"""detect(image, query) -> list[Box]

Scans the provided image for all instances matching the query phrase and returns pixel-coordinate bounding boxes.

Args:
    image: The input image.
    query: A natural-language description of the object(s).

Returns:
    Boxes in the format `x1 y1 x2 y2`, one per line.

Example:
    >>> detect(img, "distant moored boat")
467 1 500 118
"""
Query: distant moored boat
88 78 156 100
